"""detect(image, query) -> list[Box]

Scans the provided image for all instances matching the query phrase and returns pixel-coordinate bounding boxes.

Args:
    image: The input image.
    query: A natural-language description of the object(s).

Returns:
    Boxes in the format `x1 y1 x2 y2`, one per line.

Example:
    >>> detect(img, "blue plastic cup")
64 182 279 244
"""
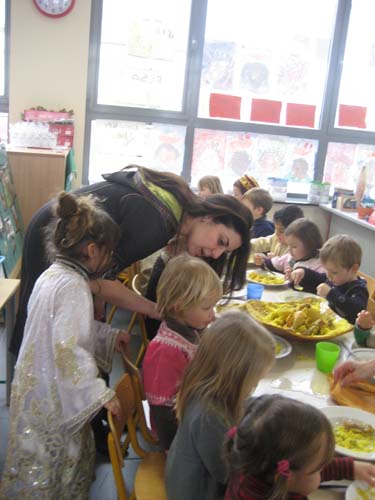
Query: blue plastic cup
247 283 264 300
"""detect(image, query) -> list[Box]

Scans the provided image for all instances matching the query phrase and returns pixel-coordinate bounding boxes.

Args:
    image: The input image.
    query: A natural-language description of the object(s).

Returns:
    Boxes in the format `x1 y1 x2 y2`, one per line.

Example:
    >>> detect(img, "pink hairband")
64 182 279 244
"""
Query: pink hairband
226 426 238 439
277 459 291 478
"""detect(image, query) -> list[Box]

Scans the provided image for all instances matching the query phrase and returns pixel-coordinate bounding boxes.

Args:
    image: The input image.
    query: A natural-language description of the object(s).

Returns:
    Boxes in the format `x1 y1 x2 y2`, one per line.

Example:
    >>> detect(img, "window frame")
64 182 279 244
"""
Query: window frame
0 0 9 114
84 0 375 186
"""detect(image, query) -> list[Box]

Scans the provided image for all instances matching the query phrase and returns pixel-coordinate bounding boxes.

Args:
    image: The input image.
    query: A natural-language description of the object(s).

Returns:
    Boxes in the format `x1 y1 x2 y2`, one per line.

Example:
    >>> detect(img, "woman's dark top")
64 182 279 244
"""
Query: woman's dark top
11 170 179 356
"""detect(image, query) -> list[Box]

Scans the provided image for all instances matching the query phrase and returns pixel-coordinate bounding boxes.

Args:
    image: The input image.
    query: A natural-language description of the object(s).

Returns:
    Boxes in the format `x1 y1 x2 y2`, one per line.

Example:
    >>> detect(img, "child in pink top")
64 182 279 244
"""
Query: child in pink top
142 254 222 451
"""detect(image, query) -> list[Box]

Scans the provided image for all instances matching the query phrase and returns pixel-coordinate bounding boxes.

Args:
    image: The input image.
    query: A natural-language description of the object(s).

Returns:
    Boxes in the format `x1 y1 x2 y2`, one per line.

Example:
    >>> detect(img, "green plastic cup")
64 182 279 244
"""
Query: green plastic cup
315 341 341 373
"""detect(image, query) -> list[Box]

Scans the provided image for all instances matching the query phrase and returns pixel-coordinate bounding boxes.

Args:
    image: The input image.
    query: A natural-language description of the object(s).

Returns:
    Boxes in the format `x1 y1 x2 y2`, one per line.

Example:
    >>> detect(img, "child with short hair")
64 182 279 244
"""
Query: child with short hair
354 309 375 347
250 205 304 262
256 218 324 275
233 174 259 199
166 311 275 500
225 394 375 500
0 192 130 498
198 175 224 198
142 254 223 451
242 187 274 238
290 234 368 324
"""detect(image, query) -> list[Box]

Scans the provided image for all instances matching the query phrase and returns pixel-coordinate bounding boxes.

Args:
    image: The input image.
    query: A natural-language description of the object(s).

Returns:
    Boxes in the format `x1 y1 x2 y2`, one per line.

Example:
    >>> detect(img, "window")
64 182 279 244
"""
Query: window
0 0 8 143
85 0 375 198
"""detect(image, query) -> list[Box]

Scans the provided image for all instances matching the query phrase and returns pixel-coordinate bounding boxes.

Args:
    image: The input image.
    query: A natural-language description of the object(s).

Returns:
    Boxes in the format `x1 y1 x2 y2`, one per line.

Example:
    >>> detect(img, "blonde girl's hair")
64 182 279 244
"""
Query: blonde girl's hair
45 191 120 262
156 254 223 320
225 394 335 500
175 311 275 425
320 234 362 269
243 187 273 215
284 217 323 258
198 175 224 195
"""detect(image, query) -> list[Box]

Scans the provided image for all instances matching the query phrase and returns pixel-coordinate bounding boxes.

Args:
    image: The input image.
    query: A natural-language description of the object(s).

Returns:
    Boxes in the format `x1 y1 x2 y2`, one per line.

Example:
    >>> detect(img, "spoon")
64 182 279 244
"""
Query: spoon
339 341 360 360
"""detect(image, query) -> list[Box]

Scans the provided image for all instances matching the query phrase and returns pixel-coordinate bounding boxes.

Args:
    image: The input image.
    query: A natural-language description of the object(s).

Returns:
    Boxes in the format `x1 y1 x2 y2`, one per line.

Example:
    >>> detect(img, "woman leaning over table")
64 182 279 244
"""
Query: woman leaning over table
11 165 252 356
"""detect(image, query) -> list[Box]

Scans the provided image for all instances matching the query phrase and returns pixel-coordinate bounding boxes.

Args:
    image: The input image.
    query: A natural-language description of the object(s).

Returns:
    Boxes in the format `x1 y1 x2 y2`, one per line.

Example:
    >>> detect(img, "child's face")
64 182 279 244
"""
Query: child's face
233 186 243 199
182 297 217 330
86 243 113 274
323 260 358 286
287 434 328 497
199 186 213 199
285 234 306 261
274 221 286 244
242 199 263 220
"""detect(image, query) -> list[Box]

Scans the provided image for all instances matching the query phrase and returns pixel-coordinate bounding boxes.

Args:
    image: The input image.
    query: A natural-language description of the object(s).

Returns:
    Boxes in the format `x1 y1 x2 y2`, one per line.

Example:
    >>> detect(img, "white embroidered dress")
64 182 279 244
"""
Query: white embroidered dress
0 261 118 499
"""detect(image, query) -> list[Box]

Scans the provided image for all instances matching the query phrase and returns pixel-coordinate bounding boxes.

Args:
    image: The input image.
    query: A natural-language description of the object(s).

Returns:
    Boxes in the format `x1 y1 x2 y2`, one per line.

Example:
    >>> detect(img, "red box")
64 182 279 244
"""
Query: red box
23 109 73 122
49 124 74 147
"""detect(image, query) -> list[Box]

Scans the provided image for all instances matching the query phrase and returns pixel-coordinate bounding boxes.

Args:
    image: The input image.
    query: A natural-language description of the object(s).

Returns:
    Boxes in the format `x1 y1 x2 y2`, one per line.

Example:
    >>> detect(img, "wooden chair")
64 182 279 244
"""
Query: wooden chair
358 270 375 300
107 372 167 500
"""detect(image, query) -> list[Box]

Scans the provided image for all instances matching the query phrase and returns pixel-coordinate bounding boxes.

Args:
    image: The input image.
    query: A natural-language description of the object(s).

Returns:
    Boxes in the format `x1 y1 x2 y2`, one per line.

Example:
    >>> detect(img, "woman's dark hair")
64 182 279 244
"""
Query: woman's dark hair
45 191 120 262
225 394 335 500
138 167 253 291
273 206 304 228
284 217 323 258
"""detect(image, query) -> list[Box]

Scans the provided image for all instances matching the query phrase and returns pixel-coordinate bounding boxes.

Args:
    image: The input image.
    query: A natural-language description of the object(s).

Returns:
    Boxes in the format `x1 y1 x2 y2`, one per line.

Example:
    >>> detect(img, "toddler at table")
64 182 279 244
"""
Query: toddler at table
166 311 275 500
142 254 222 451
242 187 274 238
290 234 368 324
250 205 304 262
255 218 324 275
225 394 375 500
0 192 130 499
198 175 224 198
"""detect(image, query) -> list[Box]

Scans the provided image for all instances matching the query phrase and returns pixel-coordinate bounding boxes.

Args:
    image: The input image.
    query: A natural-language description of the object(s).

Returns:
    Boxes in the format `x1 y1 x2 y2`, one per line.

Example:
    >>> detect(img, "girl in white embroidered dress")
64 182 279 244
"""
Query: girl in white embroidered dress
0 192 129 499
142 254 223 451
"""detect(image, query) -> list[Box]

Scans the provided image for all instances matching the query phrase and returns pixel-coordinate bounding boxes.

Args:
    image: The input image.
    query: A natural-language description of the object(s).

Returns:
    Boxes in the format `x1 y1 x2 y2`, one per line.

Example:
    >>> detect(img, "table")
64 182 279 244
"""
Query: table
235 284 356 499
0 278 21 405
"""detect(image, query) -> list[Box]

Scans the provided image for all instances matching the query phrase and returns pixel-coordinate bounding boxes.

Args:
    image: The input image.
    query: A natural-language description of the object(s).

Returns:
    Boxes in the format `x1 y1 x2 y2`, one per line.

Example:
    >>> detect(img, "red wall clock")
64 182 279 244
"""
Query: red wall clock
33 0 76 18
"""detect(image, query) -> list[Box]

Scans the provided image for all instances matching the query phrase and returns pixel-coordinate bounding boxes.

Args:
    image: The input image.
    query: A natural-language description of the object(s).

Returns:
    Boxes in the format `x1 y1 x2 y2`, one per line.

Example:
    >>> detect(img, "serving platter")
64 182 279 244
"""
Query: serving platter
321 406 375 461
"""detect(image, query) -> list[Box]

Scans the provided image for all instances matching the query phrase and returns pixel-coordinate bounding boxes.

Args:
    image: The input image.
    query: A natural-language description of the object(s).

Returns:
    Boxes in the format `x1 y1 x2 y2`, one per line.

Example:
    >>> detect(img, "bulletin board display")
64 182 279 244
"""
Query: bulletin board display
0 147 24 277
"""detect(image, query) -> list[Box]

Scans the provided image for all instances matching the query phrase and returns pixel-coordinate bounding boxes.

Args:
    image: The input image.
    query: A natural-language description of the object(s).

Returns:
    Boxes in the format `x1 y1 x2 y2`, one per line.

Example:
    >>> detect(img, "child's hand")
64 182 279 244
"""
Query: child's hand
316 283 331 298
353 460 375 487
254 253 265 266
266 252 275 258
115 330 131 353
357 310 374 330
284 267 292 281
104 395 122 418
290 268 305 286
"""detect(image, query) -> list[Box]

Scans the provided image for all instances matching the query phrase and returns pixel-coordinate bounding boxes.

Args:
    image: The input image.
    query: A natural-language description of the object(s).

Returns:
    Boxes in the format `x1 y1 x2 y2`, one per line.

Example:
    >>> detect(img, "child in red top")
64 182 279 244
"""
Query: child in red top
225 394 375 500
142 254 222 451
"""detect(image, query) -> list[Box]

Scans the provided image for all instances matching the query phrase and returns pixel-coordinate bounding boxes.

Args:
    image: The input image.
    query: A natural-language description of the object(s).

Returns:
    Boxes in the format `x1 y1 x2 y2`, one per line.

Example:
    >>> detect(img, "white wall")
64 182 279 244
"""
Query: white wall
9 0 92 186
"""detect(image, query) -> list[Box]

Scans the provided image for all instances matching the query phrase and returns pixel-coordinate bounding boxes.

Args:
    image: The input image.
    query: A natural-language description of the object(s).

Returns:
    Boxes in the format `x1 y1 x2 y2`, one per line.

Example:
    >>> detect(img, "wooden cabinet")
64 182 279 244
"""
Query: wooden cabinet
7 147 69 228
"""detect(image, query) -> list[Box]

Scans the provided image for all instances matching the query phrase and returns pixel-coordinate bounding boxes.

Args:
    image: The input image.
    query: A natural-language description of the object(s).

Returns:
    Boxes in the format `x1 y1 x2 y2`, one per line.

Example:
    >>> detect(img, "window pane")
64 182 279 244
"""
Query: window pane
323 142 375 198
88 119 186 184
199 0 337 128
0 111 7 142
0 0 5 97
191 128 318 194
335 0 375 131
97 0 191 111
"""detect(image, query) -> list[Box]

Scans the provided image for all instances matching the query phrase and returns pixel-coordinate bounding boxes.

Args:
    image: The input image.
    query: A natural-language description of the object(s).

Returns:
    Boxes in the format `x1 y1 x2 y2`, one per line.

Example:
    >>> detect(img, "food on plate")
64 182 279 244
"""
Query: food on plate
356 486 375 500
246 298 352 338
215 301 246 314
247 270 286 285
275 342 282 355
333 419 375 453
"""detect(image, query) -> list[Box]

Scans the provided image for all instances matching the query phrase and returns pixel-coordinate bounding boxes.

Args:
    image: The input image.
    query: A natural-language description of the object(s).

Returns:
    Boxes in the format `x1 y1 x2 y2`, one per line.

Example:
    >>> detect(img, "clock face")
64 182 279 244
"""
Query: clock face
33 0 76 18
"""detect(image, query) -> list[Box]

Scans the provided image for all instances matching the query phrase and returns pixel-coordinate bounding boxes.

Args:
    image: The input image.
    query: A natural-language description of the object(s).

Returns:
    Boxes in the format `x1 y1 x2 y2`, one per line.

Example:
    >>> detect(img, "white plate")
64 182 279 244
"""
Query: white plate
247 269 288 288
344 348 375 363
321 406 375 461
346 480 375 499
215 299 247 315
273 334 292 359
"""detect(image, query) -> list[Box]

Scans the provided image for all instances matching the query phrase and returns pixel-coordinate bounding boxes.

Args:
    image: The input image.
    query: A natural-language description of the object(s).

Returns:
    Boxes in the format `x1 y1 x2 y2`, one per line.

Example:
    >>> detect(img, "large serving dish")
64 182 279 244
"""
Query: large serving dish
247 269 288 287
346 480 375 499
321 406 375 461
245 297 352 341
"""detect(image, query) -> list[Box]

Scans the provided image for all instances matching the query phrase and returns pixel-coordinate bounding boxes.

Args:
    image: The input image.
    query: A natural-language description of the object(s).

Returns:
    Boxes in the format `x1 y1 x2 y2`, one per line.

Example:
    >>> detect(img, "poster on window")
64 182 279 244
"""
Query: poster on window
201 42 236 90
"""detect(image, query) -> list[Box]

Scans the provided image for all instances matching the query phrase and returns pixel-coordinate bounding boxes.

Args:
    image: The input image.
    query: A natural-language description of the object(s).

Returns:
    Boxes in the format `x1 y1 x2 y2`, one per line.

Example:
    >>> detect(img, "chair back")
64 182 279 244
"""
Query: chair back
358 271 375 299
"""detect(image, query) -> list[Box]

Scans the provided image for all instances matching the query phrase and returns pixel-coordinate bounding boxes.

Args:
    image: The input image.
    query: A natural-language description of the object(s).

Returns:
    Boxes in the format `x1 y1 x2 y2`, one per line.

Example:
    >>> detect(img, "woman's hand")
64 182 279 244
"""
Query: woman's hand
316 283 331 298
254 253 265 266
115 330 131 353
333 359 375 386
104 395 122 418
357 310 374 330
353 460 375 487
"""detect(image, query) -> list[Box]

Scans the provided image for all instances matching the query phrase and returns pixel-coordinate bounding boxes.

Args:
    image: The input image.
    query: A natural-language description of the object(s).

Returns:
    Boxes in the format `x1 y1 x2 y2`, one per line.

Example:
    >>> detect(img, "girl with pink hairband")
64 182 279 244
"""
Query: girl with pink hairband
225 394 375 499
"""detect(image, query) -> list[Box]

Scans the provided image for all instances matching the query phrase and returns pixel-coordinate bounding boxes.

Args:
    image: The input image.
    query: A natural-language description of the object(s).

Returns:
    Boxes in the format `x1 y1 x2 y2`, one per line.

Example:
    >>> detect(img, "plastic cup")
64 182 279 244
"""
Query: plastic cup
315 342 341 373
247 283 264 300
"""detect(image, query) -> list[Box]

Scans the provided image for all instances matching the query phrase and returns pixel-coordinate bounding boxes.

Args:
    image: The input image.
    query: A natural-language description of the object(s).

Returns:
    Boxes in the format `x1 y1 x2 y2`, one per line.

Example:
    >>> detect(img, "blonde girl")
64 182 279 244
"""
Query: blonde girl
0 192 129 499
225 394 375 499
142 254 223 451
165 311 275 500
198 175 224 198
